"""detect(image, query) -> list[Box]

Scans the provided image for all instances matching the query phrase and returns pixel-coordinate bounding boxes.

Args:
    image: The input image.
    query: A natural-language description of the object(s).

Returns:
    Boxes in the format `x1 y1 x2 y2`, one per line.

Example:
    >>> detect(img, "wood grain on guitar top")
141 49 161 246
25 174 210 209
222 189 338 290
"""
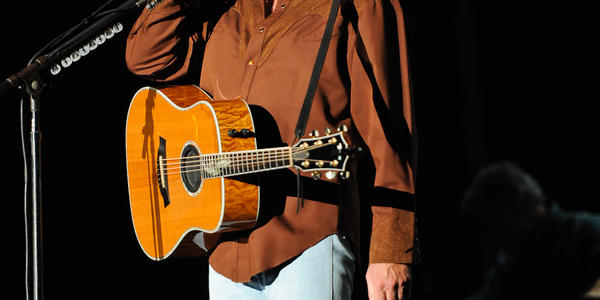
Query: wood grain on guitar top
211 100 260 229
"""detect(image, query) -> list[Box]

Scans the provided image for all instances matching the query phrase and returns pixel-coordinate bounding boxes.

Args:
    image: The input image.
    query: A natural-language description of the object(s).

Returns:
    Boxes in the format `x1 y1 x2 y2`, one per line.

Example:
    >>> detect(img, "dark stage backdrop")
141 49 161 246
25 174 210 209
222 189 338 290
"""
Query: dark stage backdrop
1 1 598 299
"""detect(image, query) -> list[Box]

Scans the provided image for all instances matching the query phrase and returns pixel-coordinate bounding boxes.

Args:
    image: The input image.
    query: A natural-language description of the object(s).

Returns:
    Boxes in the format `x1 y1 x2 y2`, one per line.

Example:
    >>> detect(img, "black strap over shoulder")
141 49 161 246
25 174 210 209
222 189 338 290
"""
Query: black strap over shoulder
293 0 342 212
293 0 342 141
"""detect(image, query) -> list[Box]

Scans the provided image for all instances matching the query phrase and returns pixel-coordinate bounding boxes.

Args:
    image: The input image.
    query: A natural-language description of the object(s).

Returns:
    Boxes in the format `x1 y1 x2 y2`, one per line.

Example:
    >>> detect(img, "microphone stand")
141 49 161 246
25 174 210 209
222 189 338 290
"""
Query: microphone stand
0 1 156 299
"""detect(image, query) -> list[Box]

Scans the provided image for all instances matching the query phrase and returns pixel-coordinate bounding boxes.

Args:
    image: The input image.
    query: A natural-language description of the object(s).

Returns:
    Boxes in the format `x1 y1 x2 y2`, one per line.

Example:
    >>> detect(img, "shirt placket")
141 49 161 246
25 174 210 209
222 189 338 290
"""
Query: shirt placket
238 0 290 100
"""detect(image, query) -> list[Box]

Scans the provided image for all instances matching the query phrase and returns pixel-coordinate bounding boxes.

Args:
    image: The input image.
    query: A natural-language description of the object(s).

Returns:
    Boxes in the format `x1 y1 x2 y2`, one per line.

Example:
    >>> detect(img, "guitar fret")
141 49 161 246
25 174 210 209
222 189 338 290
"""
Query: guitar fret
211 154 214 178
223 153 228 176
279 148 283 168
207 154 211 178
210 154 214 178
238 152 242 173
242 152 246 173
253 151 257 171
202 155 206 178
271 149 275 168
229 153 234 176
268 150 272 168
278 148 282 168
223 153 231 175
229 153 233 176
230 152 234 175
206 154 210 178
212 154 217 177
248 151 252 172
200 155 205 179
220 153 225 177
203 154 207 178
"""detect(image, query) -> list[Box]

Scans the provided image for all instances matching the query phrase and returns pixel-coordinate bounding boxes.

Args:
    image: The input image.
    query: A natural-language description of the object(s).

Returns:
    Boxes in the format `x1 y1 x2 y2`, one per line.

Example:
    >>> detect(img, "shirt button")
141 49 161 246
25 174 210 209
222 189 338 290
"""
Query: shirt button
248 60 255 66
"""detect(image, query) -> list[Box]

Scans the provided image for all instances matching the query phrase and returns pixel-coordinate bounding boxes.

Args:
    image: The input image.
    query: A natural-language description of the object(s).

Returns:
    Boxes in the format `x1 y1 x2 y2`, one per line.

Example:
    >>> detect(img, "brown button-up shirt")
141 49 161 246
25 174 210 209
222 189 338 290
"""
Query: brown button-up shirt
126 0 416 283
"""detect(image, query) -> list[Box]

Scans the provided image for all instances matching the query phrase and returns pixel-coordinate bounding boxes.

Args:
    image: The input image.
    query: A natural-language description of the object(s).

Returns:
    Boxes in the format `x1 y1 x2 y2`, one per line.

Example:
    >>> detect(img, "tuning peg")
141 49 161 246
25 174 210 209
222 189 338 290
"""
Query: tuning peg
325 127 333 135
311 172 322 180
337 125 348 132
309 130 320 137
325 171 337 180
339 171 351 180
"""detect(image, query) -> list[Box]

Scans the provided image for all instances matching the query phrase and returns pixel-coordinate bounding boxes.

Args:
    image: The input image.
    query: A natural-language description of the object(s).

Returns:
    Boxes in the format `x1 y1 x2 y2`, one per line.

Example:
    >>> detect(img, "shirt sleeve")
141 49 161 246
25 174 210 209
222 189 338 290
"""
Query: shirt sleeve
125 0 204 82
348 0 416 264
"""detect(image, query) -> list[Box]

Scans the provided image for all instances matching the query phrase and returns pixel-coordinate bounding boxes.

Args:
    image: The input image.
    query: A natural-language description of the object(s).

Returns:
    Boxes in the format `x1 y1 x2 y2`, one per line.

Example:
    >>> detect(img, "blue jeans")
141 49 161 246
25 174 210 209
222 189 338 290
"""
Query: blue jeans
209 234 355 300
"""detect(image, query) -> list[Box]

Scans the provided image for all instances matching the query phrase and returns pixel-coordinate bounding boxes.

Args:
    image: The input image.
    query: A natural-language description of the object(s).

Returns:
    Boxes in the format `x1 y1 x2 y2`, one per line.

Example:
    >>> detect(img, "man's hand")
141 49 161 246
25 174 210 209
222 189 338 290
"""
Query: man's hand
366 263 410 300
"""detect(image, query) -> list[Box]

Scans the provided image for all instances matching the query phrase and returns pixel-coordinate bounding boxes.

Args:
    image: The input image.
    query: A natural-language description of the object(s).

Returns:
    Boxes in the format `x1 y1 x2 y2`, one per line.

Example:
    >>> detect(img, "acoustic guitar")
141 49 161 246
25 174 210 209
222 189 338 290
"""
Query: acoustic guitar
125 85 351 260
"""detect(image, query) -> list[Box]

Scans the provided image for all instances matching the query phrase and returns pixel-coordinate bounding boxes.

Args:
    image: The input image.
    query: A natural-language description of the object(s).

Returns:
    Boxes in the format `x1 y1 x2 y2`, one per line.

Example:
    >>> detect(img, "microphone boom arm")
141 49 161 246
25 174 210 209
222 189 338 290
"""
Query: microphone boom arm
0 0 153 95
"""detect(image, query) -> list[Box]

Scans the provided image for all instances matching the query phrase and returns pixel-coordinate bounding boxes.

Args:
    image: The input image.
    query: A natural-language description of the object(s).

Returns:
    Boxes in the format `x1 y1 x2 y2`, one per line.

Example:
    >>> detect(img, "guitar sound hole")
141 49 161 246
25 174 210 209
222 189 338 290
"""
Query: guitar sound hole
181 143 202 195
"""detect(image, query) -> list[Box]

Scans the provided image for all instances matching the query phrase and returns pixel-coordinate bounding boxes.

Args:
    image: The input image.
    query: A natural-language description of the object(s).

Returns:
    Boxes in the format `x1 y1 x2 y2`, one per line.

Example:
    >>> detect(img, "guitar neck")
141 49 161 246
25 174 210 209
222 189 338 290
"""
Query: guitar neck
194 146 293 179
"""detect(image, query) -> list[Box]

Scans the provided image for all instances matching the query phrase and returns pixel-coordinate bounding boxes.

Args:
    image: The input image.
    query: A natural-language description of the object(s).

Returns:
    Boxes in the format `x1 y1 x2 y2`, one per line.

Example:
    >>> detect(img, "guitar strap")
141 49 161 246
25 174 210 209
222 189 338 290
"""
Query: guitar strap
294 0 343 212
293 0 342 140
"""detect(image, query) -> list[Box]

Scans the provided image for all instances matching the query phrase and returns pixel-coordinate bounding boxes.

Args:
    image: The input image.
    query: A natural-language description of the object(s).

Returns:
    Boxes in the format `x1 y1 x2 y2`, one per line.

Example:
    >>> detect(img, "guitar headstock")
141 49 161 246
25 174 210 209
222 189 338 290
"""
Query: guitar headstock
291 126 356 180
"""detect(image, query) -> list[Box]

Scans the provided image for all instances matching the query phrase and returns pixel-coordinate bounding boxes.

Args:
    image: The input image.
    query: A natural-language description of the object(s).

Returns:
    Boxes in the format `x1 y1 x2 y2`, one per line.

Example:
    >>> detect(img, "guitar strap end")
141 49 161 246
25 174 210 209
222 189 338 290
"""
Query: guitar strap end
296 170 304 214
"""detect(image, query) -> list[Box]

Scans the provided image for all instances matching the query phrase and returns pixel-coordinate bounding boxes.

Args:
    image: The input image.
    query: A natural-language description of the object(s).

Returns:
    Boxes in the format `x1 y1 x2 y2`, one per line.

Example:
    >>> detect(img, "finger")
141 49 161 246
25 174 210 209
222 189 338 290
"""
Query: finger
367 283 386 300
369 290 386 300
397 285 404 300
385 288 396 300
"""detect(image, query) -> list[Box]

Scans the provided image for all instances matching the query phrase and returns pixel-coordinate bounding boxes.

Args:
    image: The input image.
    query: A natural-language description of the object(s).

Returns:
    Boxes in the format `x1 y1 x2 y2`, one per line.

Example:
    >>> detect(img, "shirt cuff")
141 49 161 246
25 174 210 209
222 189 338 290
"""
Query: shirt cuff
369 203 415 264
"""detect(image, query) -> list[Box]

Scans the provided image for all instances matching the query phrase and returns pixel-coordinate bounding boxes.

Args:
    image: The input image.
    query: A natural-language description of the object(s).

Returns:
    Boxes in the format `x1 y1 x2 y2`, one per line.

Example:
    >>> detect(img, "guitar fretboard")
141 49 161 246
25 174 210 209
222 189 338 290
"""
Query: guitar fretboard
175 146 293 179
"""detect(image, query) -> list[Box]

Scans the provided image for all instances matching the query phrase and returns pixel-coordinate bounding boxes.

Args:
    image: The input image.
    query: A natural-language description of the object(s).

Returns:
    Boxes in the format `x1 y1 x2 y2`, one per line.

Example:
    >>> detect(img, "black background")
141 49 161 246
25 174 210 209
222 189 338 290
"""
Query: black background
1 1 599 299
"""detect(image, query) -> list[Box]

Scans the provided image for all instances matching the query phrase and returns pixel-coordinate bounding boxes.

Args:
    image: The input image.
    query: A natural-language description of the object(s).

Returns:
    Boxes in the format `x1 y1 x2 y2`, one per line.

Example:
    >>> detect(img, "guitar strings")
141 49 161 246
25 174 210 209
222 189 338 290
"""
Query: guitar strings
165 158 335 178
159 142 327 165
159 146 290 164
161 142 337 177
167 158 336 177
161 142 330 167
161 149 292 170
163 151 292 176
163 153 292 176
165 157 326 174
161 148 290 166
164 157 291 174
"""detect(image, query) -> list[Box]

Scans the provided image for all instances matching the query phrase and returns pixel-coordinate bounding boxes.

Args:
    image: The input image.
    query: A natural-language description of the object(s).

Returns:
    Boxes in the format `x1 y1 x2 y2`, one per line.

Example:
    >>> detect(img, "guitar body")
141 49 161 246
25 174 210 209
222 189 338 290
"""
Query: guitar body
126 85 259 260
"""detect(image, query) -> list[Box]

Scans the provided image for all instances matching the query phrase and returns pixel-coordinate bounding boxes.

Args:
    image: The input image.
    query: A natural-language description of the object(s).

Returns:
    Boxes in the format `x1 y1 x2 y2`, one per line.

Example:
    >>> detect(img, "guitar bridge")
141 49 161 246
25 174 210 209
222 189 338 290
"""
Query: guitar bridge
157 136 170 207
